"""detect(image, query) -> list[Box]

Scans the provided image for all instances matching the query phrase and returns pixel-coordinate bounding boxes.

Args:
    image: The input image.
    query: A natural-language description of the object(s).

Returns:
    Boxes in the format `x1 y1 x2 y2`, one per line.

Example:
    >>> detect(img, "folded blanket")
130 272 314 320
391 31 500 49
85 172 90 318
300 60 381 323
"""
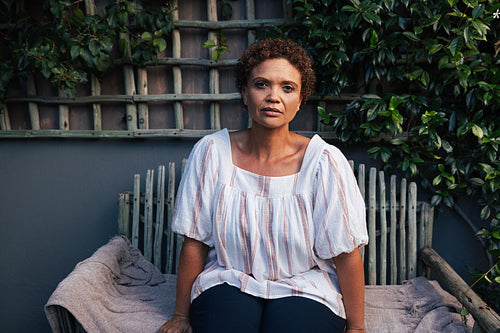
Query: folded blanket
365 276 474 332
45 236 176 333
46 236 474 333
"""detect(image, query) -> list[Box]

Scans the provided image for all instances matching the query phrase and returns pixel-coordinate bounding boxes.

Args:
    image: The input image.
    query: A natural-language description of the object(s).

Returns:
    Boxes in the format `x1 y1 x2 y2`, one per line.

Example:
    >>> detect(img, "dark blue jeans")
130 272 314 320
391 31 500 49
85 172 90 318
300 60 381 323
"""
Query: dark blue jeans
190 283 346 333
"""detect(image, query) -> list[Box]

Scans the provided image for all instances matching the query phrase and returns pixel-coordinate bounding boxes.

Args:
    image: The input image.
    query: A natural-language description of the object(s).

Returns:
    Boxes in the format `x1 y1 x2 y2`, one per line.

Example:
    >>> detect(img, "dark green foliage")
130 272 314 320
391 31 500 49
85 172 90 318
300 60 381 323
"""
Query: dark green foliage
0 0 174 99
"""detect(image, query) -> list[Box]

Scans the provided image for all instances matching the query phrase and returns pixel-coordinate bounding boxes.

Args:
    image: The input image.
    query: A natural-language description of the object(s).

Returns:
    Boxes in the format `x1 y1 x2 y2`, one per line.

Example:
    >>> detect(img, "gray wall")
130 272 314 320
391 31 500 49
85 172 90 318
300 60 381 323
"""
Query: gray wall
0 138 489 332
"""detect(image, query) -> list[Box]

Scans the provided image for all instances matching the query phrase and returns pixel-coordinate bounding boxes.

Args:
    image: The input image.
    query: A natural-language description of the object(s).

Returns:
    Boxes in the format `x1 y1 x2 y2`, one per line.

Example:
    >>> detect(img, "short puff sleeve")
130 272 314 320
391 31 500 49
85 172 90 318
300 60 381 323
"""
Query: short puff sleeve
171 136 218 247
312 145 368 259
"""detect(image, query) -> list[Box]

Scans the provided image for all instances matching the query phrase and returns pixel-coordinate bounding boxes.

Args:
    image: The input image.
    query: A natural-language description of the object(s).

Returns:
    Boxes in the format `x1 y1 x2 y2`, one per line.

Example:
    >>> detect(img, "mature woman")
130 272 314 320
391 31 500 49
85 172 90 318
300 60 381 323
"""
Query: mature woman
159 38 368 333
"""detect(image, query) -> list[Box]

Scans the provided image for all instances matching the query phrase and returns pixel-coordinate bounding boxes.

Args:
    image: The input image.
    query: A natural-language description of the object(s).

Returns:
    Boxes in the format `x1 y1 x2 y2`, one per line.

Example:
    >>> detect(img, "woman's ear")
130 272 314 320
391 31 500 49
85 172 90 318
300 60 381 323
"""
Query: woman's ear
241 87 248 105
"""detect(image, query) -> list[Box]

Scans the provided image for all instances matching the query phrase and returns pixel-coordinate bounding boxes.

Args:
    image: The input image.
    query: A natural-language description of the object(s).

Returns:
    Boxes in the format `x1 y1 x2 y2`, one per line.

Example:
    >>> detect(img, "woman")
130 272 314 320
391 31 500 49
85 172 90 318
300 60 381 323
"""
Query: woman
159 38 368 333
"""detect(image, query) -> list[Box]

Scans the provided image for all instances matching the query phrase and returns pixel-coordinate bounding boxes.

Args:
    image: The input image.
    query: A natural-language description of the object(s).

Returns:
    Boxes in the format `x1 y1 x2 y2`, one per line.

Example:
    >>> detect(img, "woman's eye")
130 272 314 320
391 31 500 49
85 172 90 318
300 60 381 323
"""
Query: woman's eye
255 81 267 88
283 85 294 92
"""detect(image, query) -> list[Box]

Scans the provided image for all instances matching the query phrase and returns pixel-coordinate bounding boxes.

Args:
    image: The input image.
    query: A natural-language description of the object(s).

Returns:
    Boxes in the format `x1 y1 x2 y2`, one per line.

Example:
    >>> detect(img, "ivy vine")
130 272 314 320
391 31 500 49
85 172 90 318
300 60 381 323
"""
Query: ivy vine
0 0 174 102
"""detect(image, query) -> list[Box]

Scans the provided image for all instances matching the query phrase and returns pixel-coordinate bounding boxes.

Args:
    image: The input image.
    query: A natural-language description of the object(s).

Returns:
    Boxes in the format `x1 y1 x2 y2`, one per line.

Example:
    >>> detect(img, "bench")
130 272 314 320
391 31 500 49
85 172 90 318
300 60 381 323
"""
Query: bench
45 160 500 332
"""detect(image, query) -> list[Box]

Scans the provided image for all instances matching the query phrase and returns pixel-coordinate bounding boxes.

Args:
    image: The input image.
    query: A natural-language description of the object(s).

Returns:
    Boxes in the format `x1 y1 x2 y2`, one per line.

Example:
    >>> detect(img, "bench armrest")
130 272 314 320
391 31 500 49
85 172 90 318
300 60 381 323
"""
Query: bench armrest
420 247 500 333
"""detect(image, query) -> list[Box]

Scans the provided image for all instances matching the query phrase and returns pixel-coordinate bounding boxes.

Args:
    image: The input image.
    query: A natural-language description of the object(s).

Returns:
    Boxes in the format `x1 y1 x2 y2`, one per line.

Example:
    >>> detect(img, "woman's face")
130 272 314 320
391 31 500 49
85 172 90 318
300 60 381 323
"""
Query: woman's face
242 58 303 130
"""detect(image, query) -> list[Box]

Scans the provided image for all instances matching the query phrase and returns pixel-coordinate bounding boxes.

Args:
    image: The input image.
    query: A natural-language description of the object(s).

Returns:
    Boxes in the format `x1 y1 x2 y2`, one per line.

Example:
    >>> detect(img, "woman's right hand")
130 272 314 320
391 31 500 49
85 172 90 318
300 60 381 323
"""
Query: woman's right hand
158 314 192 333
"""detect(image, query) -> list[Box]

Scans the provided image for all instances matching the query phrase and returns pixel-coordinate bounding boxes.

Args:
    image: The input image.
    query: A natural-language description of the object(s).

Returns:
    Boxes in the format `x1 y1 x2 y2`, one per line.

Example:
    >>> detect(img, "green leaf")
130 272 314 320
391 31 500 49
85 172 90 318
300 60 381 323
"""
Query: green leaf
89 40 100 57
141 32 153 41
402 31 420 42
449 37 461 57
202 39 217 49
154 38 167 53
472 124 484 138
460 308 469 316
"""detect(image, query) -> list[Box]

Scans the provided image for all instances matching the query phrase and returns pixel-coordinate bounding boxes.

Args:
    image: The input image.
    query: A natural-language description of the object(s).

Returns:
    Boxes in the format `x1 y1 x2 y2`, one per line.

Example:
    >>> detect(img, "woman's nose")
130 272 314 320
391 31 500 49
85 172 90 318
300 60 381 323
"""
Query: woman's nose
266 87 280 102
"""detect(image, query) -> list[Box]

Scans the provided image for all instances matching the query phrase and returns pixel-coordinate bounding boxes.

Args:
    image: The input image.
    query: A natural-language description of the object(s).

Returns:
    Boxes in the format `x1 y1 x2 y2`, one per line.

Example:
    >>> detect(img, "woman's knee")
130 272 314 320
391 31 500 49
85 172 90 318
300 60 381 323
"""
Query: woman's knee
190 284 263 333
260 296 346 333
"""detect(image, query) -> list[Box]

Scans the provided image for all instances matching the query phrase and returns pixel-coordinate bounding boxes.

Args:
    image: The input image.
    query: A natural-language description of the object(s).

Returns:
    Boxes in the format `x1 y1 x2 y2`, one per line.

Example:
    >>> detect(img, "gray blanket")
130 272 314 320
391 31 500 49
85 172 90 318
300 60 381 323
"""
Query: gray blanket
45 236 474 333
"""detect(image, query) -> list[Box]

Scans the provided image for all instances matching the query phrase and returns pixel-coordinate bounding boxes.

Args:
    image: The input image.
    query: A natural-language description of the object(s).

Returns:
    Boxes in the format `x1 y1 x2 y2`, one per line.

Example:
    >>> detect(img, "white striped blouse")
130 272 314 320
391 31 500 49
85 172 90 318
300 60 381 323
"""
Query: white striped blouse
172 129 368 317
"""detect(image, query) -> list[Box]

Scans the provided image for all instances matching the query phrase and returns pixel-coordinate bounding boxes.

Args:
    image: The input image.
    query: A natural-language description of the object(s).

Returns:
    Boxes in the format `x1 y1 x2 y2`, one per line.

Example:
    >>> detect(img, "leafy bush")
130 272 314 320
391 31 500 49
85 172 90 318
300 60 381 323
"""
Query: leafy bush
0 0 173 101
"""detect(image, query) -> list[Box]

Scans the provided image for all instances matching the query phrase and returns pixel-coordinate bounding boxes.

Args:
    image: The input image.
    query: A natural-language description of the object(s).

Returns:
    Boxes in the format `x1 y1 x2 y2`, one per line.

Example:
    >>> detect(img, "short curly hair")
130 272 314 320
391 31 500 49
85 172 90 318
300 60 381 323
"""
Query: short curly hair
235 38 316 107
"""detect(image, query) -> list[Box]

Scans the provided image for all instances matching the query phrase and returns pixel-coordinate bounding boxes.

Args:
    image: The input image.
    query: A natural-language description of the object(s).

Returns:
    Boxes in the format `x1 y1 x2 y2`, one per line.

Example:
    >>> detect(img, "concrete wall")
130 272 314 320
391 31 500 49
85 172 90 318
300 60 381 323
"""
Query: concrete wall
0 137 489 332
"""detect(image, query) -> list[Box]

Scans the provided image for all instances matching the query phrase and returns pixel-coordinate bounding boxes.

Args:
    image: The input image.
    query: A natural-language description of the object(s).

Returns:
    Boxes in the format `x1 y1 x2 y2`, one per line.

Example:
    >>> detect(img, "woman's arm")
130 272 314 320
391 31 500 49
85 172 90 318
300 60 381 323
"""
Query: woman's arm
159 237 209 333
333 247 366 333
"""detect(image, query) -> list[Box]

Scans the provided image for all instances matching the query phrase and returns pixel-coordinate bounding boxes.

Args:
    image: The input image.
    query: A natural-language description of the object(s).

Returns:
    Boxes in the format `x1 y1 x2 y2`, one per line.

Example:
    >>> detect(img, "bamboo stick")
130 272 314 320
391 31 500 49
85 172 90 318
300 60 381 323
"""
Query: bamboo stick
421 247 500 333
118 192 130 236
26 75 40 130
246 0 256 44
171 0 184 130
58 88 70 130
0 129 339 139
137 68 149 129
120 30 138 131
208 0 221 130
166 162 176 274
132 174 141 248
399 178 407 282
368 167 377 285
84 0 102 131
153 165 165 269
408 182 417 279
144 169 154 261
389 175 398 284
357 163 365 261
379 171 387 285
0 104 11 130
173 18 287 29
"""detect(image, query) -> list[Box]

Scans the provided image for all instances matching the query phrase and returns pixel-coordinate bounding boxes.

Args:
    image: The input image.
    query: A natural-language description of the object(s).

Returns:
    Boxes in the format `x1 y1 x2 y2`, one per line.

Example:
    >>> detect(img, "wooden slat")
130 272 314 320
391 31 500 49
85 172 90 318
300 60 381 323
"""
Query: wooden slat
166 162 176 274
421 247 500 333
246 0 256 44
58 88 70 130
173 18 287 29
171 0 184 130
208 0 221 130
368 167 377 285
399 178 407 282
153 165 166 269
84 0 102 131
132 174 141 247
26 75 40 130
379 171 387 285
137 68 149 129
144 169 154 261
389 175 398 284
174 158 188 273
118 192 130 236
408 182 417 279
0 104 11 130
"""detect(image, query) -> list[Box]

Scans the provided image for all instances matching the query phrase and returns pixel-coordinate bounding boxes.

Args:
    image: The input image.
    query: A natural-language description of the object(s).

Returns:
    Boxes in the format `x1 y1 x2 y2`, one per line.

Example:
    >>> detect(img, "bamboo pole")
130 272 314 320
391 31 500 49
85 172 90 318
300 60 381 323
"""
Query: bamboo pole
171 0 184 130
58 88 70 130
389 175 398 284
0 104 11 130
84 0 102 131
153 165 165 269
26 75 40 130
399 178 407 282
208 0 221 130
132 174 141 248
408 182 417 279
246 0 256 44
379 171 387 285
421 247 500 333
368 167 377 285
144 169 154 261
173 18 287 29
166 162 176 274
137 68 149 129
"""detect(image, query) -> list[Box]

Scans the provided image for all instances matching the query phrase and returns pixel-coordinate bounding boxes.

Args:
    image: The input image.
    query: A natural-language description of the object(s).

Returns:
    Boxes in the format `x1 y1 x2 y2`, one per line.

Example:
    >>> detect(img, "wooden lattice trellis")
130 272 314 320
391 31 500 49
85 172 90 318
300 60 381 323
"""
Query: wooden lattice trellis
0 0 360 139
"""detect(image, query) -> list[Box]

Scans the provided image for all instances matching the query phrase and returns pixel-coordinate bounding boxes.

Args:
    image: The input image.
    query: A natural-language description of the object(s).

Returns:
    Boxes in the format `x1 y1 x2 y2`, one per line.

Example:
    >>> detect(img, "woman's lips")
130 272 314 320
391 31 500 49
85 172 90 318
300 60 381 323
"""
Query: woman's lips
261 107 282 116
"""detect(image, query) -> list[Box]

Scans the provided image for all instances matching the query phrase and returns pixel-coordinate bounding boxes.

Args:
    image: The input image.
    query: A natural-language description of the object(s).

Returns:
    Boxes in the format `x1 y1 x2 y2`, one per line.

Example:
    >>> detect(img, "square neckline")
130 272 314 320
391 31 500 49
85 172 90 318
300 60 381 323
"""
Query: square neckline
222 128 320 179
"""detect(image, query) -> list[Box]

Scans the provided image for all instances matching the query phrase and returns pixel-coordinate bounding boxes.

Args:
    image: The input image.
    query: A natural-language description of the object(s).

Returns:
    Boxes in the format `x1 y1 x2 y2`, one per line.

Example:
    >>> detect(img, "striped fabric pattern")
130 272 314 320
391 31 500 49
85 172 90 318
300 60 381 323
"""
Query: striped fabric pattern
172 129 368 317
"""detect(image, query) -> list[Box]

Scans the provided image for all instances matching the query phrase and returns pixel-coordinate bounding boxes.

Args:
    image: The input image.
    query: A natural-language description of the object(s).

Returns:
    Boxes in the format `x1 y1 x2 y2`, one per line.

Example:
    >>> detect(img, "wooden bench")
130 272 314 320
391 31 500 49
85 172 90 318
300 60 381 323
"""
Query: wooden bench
47 160 500 332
